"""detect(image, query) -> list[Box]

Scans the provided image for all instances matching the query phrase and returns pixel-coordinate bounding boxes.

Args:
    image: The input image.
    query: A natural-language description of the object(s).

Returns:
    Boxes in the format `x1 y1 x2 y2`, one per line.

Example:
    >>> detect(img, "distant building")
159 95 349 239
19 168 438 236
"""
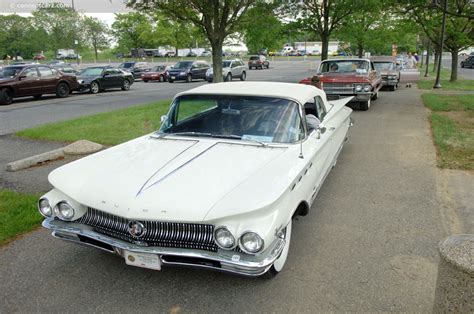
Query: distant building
293 41 340 54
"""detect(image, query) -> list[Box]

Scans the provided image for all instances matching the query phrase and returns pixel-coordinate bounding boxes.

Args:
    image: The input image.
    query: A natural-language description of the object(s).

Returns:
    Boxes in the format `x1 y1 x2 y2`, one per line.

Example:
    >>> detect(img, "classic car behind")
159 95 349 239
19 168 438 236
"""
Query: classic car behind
77 66 134 94
0 64 79 105
38 82 353 277
372 59 400 91
460 56 474 68
299 58 382 111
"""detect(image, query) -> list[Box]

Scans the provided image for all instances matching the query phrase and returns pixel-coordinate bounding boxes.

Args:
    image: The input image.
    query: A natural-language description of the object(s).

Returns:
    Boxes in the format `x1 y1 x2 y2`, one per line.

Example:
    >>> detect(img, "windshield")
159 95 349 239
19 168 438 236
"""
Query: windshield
320 60 369 73
159 95 303 144
222 61 232 67
0 66 24 78
79 68 104 76
373 62 394 71
153 66 165 72
173 61 193 69
119 63 133 69
249 56 259 60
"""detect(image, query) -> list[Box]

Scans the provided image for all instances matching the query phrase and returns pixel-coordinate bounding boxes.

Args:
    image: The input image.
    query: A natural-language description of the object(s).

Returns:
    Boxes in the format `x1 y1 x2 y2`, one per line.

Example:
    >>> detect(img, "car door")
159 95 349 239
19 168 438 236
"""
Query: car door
111 68 125 87
230 61 239 77
37 66 58 93
16 67 41 96
199 62 209 79
101 68 120 88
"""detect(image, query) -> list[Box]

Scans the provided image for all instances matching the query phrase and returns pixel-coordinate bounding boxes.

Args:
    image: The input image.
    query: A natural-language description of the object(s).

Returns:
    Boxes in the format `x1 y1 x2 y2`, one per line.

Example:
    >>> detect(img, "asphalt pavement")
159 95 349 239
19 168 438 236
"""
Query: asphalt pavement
1 84 458 312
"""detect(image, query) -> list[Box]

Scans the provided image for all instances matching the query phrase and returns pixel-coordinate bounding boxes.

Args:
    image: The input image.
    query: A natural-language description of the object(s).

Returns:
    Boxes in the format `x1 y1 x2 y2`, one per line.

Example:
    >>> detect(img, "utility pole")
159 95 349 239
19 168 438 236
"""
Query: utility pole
433 0 448 89
71 0 79 65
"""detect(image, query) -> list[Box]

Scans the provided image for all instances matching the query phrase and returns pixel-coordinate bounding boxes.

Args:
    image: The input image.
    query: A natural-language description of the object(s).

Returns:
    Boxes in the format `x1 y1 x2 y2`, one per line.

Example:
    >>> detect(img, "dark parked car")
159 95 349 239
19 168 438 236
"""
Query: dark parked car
77 66 134 94
118 61 151 79
141 65 169 82
0 64 79 105
460 56 474 68
168 60 210 83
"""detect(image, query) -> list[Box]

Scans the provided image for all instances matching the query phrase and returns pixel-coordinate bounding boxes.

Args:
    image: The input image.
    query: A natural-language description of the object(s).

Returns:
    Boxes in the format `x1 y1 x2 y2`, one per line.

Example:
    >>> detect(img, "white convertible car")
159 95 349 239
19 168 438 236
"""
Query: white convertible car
38 82 353 277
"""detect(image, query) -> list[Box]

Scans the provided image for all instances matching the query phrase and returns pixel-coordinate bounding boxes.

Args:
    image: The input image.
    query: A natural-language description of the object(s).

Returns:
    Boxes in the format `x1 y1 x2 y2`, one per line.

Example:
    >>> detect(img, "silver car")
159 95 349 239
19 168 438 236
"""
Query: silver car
206 59 247 82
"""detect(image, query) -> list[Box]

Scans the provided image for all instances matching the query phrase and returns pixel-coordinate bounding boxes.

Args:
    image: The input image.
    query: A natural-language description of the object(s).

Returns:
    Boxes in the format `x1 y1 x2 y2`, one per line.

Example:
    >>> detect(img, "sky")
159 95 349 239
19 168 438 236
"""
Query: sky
1 0 131 25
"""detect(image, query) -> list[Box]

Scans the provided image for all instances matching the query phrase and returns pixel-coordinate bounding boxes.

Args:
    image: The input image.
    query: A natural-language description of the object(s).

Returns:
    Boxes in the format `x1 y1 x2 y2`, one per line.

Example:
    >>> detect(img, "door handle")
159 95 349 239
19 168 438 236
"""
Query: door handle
329 126 336 131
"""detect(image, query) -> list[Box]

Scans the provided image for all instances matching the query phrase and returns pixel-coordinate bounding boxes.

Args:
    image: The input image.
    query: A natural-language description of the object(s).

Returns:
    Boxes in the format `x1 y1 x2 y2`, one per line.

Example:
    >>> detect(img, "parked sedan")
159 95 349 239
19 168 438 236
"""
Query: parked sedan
141 65 169 82
205 59 246 82
168 60 210 83
77 66 134 94
460 56 474 68
118 61 152 79
38 82 353 277
0 64 79 105
299 58 382 111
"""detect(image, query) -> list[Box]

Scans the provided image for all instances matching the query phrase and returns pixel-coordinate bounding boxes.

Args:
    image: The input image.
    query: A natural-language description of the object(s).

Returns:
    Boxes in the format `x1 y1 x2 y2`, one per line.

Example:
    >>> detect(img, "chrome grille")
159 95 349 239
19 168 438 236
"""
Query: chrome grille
322 83 354 94
74 208 218 252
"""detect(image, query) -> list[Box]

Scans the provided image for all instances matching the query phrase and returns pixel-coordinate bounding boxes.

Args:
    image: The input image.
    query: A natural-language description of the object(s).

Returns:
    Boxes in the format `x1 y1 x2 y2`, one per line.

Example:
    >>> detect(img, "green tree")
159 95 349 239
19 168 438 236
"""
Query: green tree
112 13 152 52
81 17 110 61
292 0 355 60
241 3 284 53
32 4 81 53
128 0 256 83
0 14 47 59
398 0 474 82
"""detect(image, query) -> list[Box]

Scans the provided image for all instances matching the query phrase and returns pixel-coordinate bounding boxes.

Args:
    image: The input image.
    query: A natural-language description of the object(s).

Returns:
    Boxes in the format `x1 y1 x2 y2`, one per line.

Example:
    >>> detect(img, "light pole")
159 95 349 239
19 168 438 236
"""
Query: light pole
433 0 448 89
71 0 79 65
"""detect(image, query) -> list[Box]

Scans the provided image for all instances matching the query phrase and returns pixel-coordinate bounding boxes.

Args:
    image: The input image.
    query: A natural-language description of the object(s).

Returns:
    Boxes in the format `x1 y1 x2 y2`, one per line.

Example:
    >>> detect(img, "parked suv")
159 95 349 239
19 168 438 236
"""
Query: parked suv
118 61 151 79
0 64 79 105
206 59 246 82
168 60 210 83
248 55 269 69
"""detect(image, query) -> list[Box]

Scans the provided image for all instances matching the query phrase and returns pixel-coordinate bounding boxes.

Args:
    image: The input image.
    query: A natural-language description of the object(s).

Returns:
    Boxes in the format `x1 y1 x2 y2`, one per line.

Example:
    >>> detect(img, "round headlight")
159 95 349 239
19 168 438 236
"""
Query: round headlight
38 198 52 217
355 85 362 92
56 202 75 220
363 85 371 92
77 79 84 84
240 232 264 254
214 227 235 249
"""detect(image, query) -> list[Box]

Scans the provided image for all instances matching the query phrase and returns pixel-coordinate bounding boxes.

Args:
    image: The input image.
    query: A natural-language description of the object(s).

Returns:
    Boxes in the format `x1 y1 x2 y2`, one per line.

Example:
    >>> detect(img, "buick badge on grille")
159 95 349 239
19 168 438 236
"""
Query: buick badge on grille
128 221 145 238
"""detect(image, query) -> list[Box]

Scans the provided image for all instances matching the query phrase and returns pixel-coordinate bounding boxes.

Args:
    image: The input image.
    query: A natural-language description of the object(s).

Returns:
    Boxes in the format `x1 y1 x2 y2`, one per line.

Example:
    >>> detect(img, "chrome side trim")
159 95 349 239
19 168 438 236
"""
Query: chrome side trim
44 219 285 277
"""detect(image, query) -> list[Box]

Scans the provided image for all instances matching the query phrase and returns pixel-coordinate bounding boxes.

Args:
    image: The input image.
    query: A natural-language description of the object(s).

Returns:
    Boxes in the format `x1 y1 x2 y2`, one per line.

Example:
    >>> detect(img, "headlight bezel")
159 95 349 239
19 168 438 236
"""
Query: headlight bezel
239 231 264 254
363 85 371 92
55 201 75 221
355 84 362 92
214 226 236 250
38 198 53 217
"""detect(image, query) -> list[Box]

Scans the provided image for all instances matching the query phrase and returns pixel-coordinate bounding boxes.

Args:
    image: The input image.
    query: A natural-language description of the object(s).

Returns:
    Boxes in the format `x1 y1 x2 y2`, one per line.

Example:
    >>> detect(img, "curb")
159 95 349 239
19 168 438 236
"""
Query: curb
5 140 104 172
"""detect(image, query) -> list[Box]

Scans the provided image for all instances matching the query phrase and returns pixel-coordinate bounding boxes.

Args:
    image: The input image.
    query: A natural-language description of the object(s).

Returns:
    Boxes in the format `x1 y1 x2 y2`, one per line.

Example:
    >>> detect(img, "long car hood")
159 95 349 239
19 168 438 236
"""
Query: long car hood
49 136 287 222
0 77 16 84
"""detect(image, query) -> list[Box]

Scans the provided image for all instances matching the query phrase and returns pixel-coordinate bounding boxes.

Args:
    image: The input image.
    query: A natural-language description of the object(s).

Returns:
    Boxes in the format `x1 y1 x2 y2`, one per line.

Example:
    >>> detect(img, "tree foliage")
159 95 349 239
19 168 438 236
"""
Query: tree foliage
240 2 284 53
82 16 110 61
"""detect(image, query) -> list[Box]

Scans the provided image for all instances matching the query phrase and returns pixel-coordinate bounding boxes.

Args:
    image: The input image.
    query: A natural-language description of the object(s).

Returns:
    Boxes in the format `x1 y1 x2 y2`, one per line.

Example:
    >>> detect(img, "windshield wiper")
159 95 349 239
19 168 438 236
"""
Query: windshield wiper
152 131 213 139
213 134 268 147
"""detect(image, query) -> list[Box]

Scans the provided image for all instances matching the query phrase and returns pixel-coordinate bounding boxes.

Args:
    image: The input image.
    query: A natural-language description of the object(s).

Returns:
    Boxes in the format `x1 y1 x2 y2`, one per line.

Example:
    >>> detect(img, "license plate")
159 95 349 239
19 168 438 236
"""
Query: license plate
124 250 161 270
171 76 176 79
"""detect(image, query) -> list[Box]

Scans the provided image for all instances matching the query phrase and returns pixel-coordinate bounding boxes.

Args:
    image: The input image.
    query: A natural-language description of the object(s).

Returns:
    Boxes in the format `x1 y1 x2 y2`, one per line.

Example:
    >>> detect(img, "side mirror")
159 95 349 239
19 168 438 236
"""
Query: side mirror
160 115 167 124
18 75 27 80
103 73 109 77
319 126 326 134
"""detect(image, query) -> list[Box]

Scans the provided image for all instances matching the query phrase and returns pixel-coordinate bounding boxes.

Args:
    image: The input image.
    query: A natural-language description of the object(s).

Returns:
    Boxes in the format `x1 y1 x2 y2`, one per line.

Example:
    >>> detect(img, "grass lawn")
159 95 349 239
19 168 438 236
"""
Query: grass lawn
0 190 42 246
17 100 171 146
418 68 474 91
422 94 474 170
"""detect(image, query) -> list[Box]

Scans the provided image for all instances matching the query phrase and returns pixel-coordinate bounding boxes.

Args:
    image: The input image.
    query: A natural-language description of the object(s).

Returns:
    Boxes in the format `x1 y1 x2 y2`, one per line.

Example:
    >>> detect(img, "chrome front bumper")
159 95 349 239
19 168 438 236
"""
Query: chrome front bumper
43 219 285 277
326 92 371 102
381 79 398 86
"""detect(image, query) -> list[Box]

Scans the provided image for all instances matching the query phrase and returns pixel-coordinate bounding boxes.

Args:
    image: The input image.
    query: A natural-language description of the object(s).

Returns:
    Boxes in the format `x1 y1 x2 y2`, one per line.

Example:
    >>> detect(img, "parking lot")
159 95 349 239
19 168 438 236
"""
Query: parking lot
1 60 463 311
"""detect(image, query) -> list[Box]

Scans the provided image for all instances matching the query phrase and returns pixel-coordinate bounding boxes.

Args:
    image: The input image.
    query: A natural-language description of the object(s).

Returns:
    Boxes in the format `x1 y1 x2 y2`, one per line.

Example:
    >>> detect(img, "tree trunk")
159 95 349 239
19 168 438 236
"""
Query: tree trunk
433 51 438 72
449 49 458 82
210 37 224 83
357 43 364 58
94 41 98 62
320 35 329 61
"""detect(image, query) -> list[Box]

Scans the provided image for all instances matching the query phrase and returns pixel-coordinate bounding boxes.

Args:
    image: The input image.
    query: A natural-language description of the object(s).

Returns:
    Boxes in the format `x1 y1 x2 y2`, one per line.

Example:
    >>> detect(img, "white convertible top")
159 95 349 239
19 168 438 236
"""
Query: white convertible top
176 82 325 105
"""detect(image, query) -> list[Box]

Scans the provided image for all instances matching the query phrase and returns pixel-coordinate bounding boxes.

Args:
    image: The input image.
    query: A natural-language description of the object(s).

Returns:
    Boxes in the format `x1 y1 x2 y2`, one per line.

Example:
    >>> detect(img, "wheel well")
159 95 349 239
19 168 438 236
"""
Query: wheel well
57 80 70 88
1 86 15 97
293 201 309 218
